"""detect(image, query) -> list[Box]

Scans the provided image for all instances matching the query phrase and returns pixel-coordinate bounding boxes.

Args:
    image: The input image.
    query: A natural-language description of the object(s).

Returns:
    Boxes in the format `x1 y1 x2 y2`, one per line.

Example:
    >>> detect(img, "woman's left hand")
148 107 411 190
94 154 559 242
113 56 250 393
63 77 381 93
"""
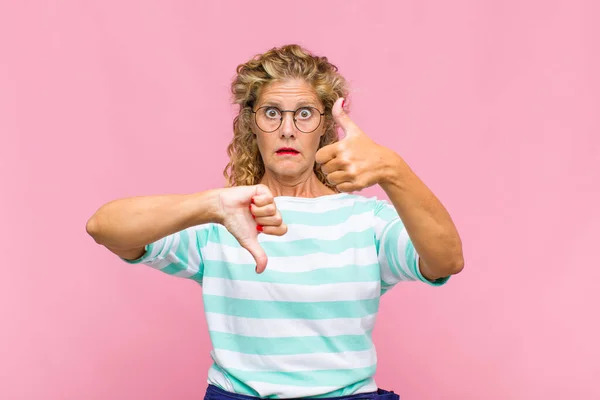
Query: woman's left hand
316 98 400 192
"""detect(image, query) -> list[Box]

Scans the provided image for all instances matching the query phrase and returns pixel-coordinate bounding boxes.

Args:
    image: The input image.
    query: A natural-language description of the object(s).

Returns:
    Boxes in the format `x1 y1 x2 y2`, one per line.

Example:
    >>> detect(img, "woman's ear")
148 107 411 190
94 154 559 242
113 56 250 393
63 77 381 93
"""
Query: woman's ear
318 122 328 138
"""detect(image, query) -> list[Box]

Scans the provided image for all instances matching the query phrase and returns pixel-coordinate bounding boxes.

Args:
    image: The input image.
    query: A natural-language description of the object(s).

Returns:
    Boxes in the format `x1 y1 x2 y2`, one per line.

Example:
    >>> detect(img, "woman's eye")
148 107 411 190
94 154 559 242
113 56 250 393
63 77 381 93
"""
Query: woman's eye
265 108 280 118
298 108 312 119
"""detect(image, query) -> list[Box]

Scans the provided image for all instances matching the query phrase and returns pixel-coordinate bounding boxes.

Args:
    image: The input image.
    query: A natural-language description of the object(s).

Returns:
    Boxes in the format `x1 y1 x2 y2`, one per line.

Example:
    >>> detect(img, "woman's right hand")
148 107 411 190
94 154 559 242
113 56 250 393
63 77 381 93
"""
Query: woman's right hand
217 184 287 273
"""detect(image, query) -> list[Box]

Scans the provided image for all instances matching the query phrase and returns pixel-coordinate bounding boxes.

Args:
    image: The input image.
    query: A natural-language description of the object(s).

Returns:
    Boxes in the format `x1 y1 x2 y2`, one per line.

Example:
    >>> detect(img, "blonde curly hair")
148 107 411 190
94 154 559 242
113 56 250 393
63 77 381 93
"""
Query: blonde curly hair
223 44 349 189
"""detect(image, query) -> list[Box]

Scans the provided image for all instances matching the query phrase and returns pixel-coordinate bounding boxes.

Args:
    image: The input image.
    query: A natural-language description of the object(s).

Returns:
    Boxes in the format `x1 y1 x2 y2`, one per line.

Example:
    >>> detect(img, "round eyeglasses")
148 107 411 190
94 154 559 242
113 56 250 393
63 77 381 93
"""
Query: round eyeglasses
251 106 325 133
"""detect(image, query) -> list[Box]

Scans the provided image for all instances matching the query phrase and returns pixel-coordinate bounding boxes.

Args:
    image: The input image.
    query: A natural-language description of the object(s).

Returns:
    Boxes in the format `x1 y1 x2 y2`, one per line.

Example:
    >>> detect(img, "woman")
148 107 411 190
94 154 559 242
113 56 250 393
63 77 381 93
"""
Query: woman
86 44 464 399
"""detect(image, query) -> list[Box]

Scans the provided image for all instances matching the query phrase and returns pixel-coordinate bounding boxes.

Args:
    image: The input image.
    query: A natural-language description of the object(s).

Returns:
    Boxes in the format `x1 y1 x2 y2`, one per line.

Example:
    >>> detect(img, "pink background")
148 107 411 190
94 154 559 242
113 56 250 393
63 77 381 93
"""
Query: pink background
1 1 599 399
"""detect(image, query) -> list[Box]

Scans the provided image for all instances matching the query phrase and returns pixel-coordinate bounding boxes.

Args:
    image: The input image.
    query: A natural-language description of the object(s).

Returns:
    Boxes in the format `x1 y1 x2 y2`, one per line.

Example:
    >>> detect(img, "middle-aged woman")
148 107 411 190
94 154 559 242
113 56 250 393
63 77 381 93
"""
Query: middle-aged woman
86 44 464 399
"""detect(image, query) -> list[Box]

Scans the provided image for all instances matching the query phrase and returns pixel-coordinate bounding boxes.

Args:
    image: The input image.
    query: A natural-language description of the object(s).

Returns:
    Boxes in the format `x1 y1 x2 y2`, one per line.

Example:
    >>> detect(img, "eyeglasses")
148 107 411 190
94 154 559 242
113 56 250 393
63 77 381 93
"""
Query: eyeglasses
251 106 325 133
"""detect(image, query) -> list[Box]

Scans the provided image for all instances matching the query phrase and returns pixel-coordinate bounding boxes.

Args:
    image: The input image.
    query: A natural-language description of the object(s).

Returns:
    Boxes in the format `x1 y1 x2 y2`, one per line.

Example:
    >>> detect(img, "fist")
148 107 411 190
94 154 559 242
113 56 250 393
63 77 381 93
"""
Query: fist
218 184 287 273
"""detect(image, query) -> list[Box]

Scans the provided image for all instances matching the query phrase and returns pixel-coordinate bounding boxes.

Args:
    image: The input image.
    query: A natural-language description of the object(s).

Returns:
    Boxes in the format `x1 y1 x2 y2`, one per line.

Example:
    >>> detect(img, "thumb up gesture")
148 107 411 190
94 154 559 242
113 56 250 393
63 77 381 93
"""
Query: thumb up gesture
316 98 396 192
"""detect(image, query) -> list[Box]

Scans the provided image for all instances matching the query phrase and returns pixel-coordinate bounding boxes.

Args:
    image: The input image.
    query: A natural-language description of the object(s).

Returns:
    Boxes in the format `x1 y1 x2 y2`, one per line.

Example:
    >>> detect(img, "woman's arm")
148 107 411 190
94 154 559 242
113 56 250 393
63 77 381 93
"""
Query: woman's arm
316 98 464 282
378 154 464 281
85 190 222 260
86 184 287 272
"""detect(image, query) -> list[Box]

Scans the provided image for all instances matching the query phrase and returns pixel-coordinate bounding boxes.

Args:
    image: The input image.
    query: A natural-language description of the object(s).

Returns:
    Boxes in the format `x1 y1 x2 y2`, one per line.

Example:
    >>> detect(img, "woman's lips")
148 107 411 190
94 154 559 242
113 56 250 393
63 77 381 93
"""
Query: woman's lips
276 148 299 155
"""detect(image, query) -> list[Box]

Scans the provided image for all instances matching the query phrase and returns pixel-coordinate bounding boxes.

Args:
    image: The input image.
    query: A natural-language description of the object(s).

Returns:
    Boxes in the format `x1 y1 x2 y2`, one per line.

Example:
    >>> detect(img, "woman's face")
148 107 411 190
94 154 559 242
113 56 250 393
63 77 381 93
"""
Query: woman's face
252 78 326 182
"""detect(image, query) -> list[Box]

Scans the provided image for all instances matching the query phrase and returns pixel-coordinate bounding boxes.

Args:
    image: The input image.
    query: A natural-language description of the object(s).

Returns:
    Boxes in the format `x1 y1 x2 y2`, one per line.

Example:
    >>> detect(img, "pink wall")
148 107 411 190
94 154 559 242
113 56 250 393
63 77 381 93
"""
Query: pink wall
1 1 598 399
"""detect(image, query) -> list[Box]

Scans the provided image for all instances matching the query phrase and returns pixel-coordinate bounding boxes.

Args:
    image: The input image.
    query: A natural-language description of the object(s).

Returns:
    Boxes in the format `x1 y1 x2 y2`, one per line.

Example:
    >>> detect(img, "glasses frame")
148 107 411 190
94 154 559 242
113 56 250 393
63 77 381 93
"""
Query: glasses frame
251 106 325 133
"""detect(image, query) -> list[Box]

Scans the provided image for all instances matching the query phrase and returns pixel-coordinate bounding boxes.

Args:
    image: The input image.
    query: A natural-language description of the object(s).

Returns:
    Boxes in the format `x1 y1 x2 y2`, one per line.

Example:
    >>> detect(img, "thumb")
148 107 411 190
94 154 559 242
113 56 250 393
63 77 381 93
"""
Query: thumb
242 237 268 273
253 183 272 198
332 97 358 139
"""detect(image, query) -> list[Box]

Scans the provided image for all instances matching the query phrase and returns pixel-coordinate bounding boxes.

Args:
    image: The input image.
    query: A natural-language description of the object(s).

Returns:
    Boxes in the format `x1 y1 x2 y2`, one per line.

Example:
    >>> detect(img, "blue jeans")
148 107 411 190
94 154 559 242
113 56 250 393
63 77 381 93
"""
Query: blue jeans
203 384 400 400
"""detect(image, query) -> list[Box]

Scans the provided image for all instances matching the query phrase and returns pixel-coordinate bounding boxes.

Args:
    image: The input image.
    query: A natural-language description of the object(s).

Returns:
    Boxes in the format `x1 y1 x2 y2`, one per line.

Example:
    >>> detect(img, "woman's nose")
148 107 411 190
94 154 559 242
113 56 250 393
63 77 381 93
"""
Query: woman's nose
280 112 296 138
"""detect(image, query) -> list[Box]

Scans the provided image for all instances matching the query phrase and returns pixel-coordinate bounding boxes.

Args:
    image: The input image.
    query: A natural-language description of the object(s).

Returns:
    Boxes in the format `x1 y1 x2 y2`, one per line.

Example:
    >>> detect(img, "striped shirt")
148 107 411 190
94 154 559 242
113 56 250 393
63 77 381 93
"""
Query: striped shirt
122 193 448 398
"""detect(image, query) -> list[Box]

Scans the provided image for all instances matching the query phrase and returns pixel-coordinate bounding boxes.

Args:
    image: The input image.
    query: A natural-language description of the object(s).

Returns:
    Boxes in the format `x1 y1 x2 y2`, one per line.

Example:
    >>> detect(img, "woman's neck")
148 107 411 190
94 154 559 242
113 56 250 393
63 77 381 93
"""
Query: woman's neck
260 170 336 198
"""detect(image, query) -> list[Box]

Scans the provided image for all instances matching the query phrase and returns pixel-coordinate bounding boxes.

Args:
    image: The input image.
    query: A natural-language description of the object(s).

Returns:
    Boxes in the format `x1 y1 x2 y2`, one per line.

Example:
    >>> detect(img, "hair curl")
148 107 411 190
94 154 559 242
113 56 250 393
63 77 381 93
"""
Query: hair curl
223 44 349 189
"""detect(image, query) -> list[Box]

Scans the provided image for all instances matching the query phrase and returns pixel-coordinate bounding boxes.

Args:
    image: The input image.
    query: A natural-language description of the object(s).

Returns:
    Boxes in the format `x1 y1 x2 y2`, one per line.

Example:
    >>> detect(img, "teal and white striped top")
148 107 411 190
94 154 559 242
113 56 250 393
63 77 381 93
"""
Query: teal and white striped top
123 193 448 398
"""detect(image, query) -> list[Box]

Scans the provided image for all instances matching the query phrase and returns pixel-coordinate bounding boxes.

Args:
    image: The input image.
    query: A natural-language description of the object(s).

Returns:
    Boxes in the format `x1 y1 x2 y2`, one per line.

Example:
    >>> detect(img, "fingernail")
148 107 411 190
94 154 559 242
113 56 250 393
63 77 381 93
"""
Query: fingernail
256 225 263 232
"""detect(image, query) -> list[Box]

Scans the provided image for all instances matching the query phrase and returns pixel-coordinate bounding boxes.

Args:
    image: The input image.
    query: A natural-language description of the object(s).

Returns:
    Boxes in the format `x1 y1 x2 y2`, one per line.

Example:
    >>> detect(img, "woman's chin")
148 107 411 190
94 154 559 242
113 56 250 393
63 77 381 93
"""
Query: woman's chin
267 163 310 180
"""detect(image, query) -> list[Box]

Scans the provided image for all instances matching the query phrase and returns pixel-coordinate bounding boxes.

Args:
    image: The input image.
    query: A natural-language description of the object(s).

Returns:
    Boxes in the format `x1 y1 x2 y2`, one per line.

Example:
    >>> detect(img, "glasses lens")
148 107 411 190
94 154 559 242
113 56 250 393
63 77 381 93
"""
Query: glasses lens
294 107 321 133
256 107 281 132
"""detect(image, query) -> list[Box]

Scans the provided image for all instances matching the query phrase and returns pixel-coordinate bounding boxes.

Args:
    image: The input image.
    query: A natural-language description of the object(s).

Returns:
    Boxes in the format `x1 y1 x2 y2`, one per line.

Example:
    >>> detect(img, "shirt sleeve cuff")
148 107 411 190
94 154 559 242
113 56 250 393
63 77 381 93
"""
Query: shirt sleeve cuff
119 243 154 265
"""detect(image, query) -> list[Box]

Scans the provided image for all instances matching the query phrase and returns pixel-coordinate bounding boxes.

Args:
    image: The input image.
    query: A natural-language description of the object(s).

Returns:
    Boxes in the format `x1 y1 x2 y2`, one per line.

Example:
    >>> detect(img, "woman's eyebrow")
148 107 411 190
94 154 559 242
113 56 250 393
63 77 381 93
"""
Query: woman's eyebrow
259 99 320 109
259 101 283 107
295 100 319 108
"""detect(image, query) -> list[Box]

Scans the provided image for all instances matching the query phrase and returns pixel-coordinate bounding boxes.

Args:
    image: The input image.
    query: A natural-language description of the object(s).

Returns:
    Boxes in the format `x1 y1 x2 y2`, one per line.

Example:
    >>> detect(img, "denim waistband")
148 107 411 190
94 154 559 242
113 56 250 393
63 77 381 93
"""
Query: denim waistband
204 384 400 400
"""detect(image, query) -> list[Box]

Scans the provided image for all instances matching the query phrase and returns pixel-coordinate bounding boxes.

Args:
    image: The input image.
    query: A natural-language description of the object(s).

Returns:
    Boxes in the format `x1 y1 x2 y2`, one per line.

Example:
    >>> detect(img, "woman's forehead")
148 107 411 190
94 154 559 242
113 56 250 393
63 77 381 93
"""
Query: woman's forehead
258 79 322 106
